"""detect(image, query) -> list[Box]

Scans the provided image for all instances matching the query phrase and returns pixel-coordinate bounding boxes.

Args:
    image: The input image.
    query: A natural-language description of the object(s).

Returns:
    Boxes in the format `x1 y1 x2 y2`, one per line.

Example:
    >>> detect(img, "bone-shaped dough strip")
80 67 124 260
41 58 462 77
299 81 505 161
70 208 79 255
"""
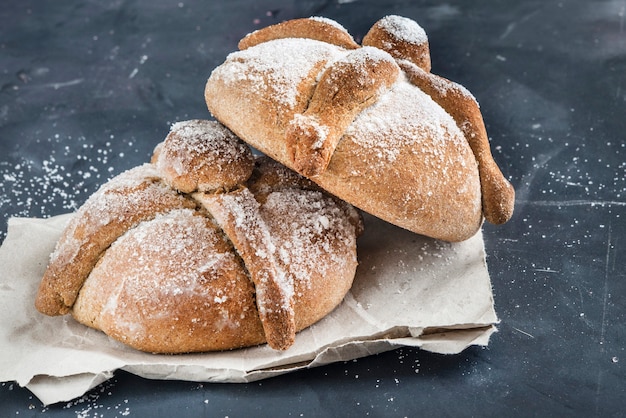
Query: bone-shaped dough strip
195 188 296 350
238 17 359 51
362 15 514 224
400 61 515 224
35 165 196 316
286 47 400 177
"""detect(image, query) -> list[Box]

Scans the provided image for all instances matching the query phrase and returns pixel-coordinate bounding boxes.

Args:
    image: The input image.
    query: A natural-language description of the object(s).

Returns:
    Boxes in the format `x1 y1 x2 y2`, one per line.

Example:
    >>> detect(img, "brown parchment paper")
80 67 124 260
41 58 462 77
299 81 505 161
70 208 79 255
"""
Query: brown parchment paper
0 213 498 405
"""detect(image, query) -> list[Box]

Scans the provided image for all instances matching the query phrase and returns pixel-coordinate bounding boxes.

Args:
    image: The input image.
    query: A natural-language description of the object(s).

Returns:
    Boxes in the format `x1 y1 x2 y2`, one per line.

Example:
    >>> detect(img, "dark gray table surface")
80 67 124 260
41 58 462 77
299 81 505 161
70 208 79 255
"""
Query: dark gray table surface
1 0 625 416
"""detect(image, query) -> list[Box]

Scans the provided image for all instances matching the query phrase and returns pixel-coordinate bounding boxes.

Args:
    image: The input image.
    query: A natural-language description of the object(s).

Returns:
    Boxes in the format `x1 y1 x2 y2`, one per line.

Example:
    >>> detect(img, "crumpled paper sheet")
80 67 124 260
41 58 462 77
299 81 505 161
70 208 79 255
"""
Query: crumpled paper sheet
0 213 498 405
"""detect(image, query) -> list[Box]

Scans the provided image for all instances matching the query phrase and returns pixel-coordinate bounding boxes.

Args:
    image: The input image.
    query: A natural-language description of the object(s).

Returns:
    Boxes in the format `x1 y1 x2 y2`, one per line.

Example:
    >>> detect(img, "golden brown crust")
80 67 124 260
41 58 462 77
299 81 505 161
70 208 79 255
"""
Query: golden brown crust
239 17 359 51
258 186 359 330
72 209 267 353
37 120 361 353
35 165 196 316
206 38 340 166
247 156 320 199
205 16 514 241
361 15 513 225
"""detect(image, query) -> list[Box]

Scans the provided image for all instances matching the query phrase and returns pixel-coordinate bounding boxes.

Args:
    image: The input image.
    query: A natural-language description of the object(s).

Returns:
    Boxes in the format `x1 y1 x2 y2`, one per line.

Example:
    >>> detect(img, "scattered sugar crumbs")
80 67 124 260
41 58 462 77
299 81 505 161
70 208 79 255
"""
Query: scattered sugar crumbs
0 132 142 242
1 378 131 417
63 379 131 418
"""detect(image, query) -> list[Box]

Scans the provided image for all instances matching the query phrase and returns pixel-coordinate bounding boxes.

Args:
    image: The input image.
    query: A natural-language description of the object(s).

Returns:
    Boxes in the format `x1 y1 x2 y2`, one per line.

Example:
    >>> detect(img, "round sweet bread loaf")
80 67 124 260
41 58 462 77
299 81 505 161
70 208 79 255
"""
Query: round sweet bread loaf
205 16 515 241
35 120 362 353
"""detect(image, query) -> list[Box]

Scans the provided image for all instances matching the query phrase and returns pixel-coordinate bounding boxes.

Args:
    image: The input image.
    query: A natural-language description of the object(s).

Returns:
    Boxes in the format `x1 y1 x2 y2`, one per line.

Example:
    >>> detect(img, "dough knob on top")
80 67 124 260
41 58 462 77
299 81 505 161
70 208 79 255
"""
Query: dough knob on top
152 119 255 193
362 15 431 72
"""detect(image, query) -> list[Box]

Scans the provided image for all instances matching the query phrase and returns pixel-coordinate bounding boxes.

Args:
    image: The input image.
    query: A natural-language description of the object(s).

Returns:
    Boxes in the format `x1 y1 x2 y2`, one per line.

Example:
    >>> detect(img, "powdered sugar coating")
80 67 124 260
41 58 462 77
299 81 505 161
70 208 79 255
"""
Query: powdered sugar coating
98 210 239 322
74 208 262 352
204 17 487 241
50 164 191 264
290 114 330 149
377 15 428 45
198 189 293 312
424 71 477 104
261 188 358 285
309 16 350 33
346 77 467 165
211 38 344 109
190 160 361 349
345 45 396 69
153 119 254 192
35 162 196 314
334 76 482 226
160 120 249 176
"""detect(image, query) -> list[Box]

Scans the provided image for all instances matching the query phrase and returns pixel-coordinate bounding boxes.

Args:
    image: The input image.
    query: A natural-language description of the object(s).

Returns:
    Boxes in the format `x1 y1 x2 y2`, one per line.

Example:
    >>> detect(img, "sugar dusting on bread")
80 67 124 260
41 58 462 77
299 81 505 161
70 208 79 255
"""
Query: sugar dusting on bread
309 16 350 33
157 120 249 176
97 210 239 331
261 188 357 285
208 27 467 168
377 15 428 44
74 208 261 351
204 188 295 312
204 15 503 241
49 164 187 262
153 119 254 193
347 78 468 165
211 38 344 109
